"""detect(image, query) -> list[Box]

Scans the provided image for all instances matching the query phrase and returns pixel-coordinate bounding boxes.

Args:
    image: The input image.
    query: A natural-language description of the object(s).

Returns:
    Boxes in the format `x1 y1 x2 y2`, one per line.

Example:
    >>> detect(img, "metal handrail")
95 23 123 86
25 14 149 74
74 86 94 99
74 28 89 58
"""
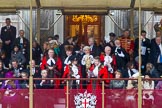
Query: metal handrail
0 78 161 80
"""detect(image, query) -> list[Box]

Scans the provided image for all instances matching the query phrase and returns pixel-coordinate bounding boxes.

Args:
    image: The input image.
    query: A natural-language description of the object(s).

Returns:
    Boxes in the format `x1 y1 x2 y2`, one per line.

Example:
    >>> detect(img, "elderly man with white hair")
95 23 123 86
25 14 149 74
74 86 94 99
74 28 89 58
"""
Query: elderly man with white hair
113 39 130 70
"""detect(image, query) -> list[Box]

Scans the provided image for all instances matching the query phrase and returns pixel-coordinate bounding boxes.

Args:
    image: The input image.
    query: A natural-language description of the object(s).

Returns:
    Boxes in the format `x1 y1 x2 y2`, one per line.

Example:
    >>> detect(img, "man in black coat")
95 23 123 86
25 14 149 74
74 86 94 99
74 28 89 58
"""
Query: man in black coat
150 36 162 75
1 18 16 60
134 30 151 73
113 39 130 70
88 36 101 57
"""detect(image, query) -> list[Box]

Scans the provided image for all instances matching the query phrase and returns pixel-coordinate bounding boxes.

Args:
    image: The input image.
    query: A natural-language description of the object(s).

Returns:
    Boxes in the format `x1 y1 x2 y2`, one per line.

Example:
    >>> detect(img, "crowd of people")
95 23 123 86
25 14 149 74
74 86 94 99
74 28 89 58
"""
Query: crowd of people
0 17 162 94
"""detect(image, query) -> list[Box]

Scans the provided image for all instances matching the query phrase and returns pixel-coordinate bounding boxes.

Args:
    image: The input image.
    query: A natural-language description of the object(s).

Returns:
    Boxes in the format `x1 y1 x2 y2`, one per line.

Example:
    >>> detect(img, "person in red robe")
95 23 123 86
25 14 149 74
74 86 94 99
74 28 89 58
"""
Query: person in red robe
40 49 62 88
62 55 82 89
118 30 134 62
41 49 62 71
87 56 113 90
100 46 117 72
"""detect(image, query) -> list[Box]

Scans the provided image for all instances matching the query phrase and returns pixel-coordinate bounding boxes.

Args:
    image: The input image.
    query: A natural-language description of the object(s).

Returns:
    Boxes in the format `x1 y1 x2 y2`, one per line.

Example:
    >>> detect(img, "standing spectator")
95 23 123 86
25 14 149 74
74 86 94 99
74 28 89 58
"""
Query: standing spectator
32 40 43 65
134 30 151 73
154 19 162 34
54 34 62 45
81 46 94 88
119 29 134 61
41 49 62 73
87 56 112 89
151 31 162 47
59 36 73 64
42 42 50 58
88 36 101 57
47 36 53 42
150 36 162 75
62 55 81 89
14 30 30 65
72 36 80 55
100 46 116 72
113 39 129 70
63 45 74 66
1 18 16 61
105 32 116 49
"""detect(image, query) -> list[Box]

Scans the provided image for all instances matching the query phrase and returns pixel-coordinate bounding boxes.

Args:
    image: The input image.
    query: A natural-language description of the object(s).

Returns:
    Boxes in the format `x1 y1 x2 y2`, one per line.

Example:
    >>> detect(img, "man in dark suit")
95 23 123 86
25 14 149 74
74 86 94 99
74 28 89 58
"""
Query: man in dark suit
10 60 23 78
1 18 16 60
88 36 101 57
30 60 41 78
14 30 30 65
150 36 162 75
134 30 151 73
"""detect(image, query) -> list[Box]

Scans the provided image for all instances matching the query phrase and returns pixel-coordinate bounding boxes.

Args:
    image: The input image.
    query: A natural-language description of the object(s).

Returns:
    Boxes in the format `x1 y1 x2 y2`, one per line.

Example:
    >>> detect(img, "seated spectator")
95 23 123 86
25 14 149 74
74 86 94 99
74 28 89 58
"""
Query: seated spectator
35 70 53 89
0 60 8 87
145 63 160 85
123 62 138 79
30 60 41 78
0 39 4 54
0 51 9 68
10 45 26 67
20 71 29 89
10 60 23 78
155 80 162 90
125 72 139 108
126 72 139 89
109 69 125 108
1 71 20 89
14 30 29 66
110 69 125 89
142 73 154 107
145 63 160 78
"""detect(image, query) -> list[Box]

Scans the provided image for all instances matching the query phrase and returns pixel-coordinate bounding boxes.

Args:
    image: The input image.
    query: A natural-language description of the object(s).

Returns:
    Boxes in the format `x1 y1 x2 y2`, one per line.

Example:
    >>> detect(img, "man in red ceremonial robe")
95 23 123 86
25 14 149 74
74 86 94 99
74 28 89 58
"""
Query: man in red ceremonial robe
87 56 113 90
100 46 116 72
41 49 62 71
40 49 62 88
62 55 82 89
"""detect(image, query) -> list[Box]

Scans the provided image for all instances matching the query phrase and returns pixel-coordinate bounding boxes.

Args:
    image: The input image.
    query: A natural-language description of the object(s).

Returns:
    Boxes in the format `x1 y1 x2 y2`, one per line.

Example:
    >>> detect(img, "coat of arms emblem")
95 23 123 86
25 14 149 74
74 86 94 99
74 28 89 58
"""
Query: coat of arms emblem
74 91 97 108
